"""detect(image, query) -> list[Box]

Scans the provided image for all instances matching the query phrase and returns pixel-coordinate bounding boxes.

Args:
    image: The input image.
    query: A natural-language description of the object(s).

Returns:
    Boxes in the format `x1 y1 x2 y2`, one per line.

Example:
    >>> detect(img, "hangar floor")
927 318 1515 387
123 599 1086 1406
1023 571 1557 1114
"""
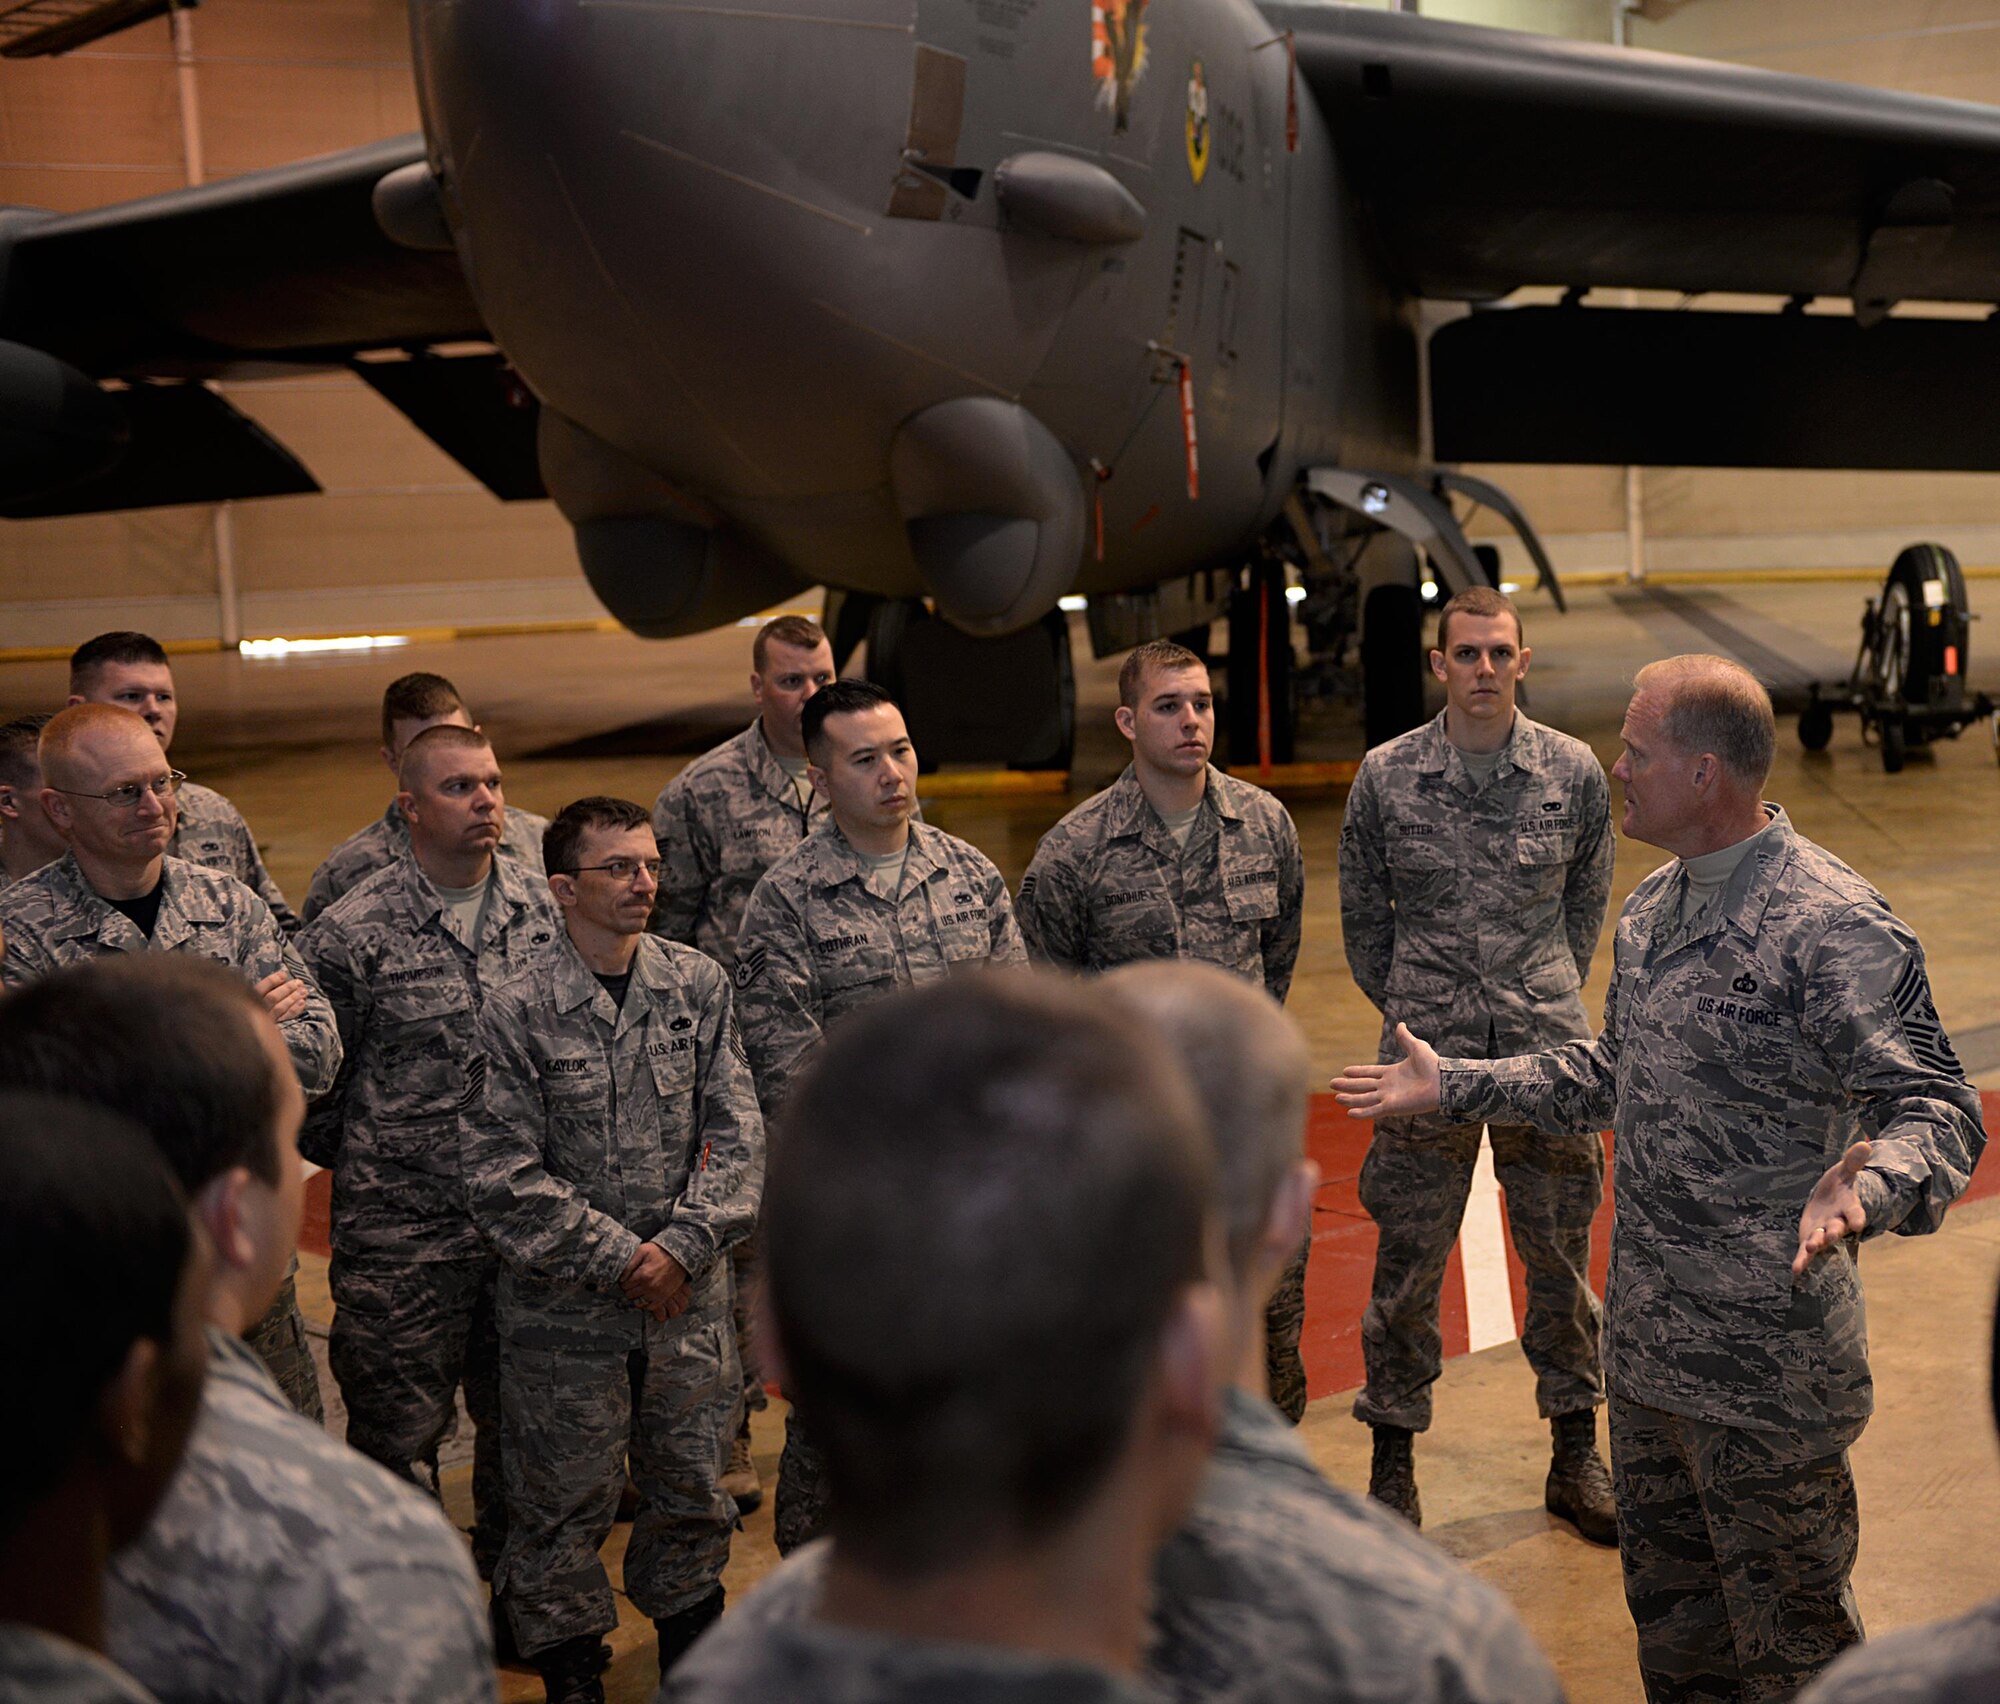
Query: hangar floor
4 575 1997 1703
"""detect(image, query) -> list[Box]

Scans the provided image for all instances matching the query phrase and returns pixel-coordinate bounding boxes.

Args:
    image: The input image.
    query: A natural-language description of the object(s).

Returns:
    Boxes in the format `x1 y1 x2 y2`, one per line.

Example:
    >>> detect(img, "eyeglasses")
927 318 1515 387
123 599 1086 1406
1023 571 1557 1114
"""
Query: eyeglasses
566 858 662 883
50 770 185 810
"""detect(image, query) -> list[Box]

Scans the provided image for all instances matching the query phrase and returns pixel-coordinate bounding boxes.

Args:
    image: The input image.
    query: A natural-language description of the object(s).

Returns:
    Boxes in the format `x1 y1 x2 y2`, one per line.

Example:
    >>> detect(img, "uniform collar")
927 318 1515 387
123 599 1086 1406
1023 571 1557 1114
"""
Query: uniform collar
807 819 941 895
1414 708 1542 794
1640 803 1794 954
550 928 671 1026
399 846 544 947
1106 764 1237 845
378 798 414 844
49 852 221 949
744 718 814 808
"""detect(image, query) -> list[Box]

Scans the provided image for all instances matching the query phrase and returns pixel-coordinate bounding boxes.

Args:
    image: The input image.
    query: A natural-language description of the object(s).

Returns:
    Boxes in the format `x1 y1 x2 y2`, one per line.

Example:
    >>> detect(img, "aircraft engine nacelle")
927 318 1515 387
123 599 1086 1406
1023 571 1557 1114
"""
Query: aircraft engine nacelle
889 398 1085 638
537 409 810 638
0 340 126 502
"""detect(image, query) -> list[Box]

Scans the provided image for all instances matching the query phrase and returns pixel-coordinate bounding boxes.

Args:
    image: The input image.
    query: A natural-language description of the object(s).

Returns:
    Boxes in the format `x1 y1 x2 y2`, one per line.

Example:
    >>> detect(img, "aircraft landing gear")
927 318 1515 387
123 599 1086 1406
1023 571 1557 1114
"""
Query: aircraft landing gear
1797 542 1996 772
1225 561 1297 769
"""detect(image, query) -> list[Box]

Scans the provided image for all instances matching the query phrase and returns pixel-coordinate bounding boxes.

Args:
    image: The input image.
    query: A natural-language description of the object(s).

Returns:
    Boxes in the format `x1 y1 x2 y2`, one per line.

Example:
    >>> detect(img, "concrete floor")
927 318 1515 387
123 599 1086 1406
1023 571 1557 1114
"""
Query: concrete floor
7 575 1999 1702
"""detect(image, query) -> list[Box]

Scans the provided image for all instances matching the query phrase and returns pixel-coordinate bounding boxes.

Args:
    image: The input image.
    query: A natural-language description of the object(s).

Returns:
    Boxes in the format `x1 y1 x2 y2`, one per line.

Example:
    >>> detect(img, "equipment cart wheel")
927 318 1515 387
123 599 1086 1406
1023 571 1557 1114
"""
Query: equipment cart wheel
1881 716 1907 774
1798 698 1834 752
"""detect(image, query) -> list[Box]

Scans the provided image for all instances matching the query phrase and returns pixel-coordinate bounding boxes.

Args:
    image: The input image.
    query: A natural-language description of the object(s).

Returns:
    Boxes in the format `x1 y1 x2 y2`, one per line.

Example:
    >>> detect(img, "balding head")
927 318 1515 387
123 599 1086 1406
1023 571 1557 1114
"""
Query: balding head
1632 654 1776 789
1104 962 1311 1279
39 703 158 792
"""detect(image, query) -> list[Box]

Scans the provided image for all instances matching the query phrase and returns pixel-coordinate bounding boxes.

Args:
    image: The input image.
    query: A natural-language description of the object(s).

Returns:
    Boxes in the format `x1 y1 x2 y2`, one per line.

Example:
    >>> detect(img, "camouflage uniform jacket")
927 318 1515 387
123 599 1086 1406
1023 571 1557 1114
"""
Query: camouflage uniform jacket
463 931 763 1322
734 819 1027 1115
298 852 562 1261
0 852 340 1096
651 719 827 970
0 1627 156 1703
668 1387 1560 1704
1017 765 1304 1001
1795 1596 2000 1703
170 779 299 934
106 1328 496 1704
1339 710 1613 1061
1437 806 1986 1434
663 1614 1162 1704
302 800 548 927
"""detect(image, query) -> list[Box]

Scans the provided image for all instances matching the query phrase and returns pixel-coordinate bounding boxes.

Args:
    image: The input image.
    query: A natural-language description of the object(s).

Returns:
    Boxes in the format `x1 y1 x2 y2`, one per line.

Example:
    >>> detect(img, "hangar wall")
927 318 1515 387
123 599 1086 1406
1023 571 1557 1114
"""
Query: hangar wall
2 0 2000 649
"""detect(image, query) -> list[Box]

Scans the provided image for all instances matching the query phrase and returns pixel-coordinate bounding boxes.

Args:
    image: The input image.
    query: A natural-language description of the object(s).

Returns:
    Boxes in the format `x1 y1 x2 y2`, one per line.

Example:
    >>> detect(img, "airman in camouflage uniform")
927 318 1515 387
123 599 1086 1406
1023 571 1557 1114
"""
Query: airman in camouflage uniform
109 1330 498 1704
464 796 762 1699
298 728 562 1581
301 669 549 927
1 849 339 1420
733 681 1027 1552
66 631 299 933
650 616 836 1504
1333 656 1986 1702
0 711 62 893
1339 589 1615 1537
304 801 547 926
1016 640 1308 1418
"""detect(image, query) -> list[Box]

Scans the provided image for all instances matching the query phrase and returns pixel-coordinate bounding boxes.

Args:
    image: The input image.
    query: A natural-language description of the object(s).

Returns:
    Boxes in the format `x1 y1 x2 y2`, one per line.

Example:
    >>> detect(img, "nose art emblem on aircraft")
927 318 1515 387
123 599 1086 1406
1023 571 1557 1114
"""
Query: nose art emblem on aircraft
1185 60 1210 184
1092 0 1151 134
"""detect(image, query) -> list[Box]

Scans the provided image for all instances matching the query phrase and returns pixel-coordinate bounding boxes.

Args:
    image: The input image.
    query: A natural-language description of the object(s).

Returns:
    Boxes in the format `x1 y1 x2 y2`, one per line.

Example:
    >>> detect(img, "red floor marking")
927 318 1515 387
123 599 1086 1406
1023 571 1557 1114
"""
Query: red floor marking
300 1090 2000 1384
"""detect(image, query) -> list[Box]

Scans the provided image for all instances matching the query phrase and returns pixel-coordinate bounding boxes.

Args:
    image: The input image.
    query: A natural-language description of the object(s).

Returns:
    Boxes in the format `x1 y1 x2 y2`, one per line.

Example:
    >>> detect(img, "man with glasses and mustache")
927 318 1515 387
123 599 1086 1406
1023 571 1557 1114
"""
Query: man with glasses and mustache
298 722 563 1617
0 702 341 1419
462 796 764 1703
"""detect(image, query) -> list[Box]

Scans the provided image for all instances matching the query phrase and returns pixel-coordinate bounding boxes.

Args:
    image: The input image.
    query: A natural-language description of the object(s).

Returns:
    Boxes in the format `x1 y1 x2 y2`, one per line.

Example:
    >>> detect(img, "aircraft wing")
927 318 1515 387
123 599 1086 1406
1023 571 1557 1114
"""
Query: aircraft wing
1267 3 2000 308
0 135 544 515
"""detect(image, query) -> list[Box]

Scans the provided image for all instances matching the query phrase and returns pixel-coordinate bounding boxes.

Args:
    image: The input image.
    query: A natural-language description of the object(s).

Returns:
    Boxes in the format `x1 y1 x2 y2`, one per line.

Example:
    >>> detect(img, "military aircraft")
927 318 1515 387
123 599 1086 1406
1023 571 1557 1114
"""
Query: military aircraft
9 2 2000 763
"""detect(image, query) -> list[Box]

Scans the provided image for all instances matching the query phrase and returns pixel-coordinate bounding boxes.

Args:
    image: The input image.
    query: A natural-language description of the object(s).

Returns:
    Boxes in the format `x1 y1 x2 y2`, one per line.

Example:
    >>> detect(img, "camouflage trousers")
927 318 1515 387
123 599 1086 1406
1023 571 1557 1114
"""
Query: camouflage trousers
494 1268 741 1658
1263 1230 1314 1424
774 1406 832 1558
1355 1120 1604 1432
1610 1398 1864 1703
327 1250 506 1577
244 1262 323 1422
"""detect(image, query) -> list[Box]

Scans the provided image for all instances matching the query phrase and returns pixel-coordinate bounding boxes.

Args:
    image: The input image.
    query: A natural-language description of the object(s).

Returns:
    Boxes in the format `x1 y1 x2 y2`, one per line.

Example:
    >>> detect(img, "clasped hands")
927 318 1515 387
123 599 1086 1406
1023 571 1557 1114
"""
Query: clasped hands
619 1243 692 1321
1329 1023 1872 1277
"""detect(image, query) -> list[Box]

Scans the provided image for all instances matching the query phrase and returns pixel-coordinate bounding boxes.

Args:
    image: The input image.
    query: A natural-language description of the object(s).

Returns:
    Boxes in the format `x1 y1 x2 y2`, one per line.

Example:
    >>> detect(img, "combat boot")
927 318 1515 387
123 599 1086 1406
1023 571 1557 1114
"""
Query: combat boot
1368 1424 1421 1528
723 1425 763 1515
654 1586 726 1676
530 1634 610 1704
1545 1409 1618 1547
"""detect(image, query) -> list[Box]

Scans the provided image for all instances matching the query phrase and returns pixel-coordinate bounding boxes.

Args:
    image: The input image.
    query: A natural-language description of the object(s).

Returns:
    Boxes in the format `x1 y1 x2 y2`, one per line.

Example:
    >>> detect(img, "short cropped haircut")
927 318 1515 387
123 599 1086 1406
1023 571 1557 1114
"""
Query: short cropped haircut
1635 653 1776 788
0 1091 191 1537
1104 961 1309 1276
800 677 895 764
0 957 282 1191
1436 585 1523 652
1118 639 1207 709
753 614 828 674
768 972 1213 1575
544 795 651 876
381 673 466 750
0 712 52 791
397 723 493 792
70 630 169 693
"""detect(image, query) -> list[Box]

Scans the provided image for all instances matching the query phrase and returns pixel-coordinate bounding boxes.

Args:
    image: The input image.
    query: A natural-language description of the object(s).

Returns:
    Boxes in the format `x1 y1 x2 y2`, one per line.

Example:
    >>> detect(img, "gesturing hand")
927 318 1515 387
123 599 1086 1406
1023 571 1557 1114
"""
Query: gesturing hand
1329 1024 1443 1120
1793 1140 1873 1277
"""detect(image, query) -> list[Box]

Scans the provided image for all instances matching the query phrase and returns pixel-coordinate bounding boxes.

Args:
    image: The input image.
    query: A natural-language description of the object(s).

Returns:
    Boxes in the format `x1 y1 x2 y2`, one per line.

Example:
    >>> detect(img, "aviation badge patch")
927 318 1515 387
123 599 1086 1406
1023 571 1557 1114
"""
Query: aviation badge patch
1186 60 1210 184
1092 0 1151 135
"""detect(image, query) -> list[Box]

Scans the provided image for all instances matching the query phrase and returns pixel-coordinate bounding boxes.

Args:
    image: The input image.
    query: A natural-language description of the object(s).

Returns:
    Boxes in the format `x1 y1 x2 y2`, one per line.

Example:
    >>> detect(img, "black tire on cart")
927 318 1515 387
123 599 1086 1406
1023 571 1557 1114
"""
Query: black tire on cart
1881 716 1907 774
1798 700 1834 752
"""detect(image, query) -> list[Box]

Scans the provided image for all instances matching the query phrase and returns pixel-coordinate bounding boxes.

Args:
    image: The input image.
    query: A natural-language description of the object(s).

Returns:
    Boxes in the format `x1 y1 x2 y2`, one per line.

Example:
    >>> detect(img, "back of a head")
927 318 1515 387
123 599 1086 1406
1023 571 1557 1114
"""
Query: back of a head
398 721 493 791
381 672 466 748
69 631 169 695
1103 961 1309 1277
0 712 52 792
799 677 893 763
1633 653 1776 790
768 971 1213 1575
0 957 280 1195
0 1091 190 1539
